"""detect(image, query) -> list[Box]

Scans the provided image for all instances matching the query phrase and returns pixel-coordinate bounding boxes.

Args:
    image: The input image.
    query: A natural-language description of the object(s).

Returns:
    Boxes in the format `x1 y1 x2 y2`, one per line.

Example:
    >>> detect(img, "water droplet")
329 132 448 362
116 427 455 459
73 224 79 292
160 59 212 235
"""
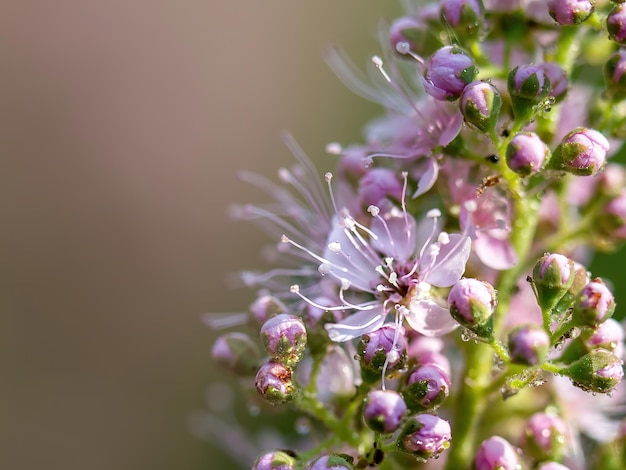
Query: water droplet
295 416 311 435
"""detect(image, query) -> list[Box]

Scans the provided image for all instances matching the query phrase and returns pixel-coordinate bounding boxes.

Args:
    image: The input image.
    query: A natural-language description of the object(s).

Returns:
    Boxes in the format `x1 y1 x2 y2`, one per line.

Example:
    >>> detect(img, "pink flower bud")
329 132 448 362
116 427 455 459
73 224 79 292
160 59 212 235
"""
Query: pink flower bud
363 390 408 433
474 436 520 470
397 414 451 459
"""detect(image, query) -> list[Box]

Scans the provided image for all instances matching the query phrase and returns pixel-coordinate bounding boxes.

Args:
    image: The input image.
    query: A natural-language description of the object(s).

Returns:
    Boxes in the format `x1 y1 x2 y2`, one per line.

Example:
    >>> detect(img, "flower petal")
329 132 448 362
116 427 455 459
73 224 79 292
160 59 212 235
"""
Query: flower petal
324 310 386 342
474 233 517 270
405 299 458 337
412 158 439 199
424 234 471 287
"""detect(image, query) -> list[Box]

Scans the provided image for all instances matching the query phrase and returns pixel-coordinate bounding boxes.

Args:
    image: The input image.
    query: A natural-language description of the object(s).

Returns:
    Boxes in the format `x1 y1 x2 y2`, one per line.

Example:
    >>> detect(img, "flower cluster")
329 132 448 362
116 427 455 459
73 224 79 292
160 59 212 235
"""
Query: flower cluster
207 1 626 469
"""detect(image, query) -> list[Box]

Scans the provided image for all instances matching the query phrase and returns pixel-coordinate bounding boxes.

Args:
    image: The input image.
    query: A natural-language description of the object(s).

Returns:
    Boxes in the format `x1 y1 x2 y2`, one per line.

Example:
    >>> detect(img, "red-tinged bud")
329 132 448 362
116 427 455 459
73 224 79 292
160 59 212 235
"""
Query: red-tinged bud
572 279 616 327
255 362 296 404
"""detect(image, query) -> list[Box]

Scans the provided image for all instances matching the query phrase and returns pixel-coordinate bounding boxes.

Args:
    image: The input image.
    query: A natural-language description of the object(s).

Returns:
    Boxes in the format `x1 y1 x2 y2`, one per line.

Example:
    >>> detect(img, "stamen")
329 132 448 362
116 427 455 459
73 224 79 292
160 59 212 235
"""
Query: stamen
325 172 341 217
291 284 371 312
395 41 425 65
328 241 341 253
367 205 380 217
281 234 348 272
401 171 411 248
438 232 450 245
371 56 423 117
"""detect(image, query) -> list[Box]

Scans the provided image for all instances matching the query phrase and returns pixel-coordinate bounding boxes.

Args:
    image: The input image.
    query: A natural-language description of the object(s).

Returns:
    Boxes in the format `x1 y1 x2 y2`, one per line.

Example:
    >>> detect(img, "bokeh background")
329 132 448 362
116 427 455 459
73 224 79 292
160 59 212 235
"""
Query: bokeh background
1 1 401 469
3 2 625 470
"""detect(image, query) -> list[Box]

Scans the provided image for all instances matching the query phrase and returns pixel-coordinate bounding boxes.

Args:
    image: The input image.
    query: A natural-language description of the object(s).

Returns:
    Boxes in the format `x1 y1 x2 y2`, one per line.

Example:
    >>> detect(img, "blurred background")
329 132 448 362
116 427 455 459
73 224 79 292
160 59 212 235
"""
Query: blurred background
0 1 401 469
3 2 625 470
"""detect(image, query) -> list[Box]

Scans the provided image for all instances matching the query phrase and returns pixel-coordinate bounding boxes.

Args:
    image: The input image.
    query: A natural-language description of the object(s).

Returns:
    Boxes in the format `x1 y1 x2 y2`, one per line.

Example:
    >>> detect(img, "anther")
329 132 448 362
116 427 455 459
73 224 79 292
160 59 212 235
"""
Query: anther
427 208 442 219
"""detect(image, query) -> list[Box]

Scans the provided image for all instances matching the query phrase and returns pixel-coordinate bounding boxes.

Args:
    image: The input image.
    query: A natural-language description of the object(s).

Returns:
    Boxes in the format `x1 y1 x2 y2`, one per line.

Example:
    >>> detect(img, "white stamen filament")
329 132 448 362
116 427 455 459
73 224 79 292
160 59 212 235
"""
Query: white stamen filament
281 235 348 273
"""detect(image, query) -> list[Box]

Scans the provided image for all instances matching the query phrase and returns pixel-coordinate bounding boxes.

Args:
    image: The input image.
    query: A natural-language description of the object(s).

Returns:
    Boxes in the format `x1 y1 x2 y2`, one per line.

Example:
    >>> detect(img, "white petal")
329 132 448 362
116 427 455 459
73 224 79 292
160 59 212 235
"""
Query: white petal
324 310 385 342
405 299 458 337
424 234 471 287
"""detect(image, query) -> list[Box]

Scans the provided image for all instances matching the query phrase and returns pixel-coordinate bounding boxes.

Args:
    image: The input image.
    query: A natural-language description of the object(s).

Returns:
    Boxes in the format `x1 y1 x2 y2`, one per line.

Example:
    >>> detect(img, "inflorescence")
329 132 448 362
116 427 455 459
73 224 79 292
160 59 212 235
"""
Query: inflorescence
207 1 626 469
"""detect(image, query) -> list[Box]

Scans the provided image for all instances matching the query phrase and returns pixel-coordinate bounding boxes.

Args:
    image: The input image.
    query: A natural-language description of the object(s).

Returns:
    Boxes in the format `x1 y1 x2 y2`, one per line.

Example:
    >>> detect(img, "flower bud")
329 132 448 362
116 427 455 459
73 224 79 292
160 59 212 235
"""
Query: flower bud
389 16 423 54
474 435 520 470
553 127 610 176
255 362 295 404
608 4 626 45
448 278 496 338
440 0 484 37
506 132 551 176
604 50 626 100
396 414 451 460
260 313 307 366
571 279 616 327
547 0 594 25
541 62 568 102
460 81 502 134
507 64 551 122
597 164 626 198
253 450 297 470
523 411 568 462
423 46 477 101
306 454 354 470
403 364 451 412
211 332 260 375
363 389 408 434
250 295 288 326
560 348 624 393
532 253 576 313
508 324 550 366
357 168 403 207
599 192 626 240
552 262 590 317
536 463 572 470
581 318 624 357
357 324 407 383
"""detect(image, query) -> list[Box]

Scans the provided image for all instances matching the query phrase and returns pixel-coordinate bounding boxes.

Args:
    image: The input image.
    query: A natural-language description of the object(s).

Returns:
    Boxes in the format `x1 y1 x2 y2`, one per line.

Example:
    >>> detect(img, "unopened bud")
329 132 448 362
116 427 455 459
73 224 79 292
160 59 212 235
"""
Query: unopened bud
440 0 484 37
389 16 423 54
460 81 502 134
581 318 624 357
211 332 260 375
305 454 354 470
508 324 550 366
506 132 551 176
608 4 626 45
358 325 407 383
547 0 594 25
250 295 288 326
532 253 576 313
260 313 307 366
536 462 572 470
255 362 296 404
523 411 568 462
560 348 624 394
541 62 568 102
363 390 408 434
551 127 609 176
572 279 616 327
507 64 551 122
600 192 626 240
396 414 451 460
448 278 496 338
474 435 521 470
604 49 626 100
403 364 451 412
423 46 477 101
253 450 297 470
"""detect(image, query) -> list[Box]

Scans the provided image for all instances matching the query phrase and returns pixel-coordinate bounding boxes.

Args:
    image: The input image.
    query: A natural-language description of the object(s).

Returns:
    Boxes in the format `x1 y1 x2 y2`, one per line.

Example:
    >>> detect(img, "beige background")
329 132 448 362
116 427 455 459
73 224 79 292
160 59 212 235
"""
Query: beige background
1 1 401 469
